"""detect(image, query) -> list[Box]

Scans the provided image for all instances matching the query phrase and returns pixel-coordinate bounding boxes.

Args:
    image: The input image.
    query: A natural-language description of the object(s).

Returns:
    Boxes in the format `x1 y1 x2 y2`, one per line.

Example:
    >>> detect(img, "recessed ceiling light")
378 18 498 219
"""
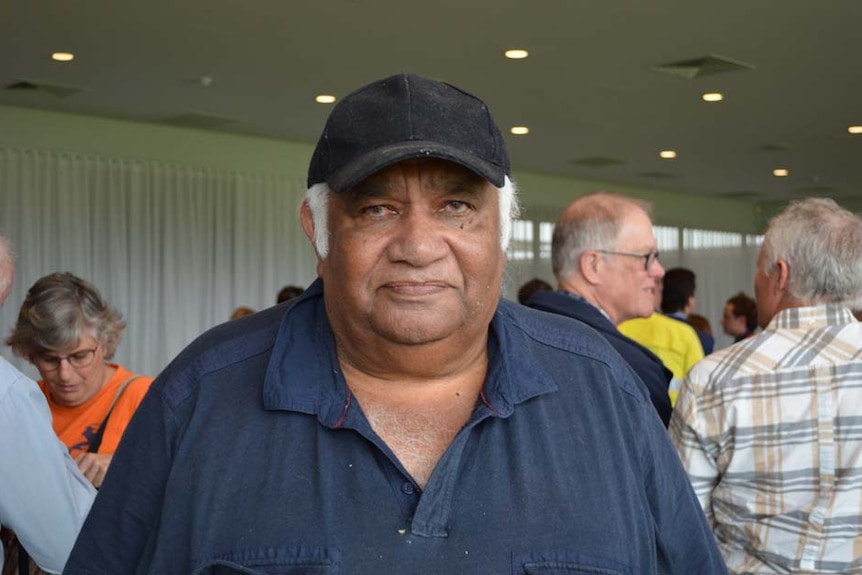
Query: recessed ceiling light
773 168 789 177
849 126 862 134
702 92 723 102
659 150 677 159
51 52 75 62
510 126 529 135
315 94 336 104
504 49 529 60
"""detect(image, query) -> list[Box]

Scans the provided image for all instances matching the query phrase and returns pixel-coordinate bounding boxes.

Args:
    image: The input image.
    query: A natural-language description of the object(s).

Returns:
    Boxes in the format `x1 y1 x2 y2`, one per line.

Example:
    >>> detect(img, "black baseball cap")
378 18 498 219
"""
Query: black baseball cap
307 73 510 192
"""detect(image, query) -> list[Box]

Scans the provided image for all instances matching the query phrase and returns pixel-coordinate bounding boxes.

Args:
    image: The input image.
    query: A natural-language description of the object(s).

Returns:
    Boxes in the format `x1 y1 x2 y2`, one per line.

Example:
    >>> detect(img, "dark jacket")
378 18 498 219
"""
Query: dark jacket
527 290 673 426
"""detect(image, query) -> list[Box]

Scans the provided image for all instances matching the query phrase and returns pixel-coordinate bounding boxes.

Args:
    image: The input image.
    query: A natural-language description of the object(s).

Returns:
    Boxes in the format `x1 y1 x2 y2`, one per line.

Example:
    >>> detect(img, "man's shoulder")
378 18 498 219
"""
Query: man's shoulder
152 304 287 407
692 317 862 385
498 299 650 401
686 330 774 387
0 356 34 402
525 293 666 375
502 298 616 358
0 356 52 428
525 290 611 333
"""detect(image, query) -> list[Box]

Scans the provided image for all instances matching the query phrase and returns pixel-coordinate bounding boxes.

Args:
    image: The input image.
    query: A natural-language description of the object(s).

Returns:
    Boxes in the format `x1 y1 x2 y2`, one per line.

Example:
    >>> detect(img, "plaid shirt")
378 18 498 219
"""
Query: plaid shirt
670 305 862 574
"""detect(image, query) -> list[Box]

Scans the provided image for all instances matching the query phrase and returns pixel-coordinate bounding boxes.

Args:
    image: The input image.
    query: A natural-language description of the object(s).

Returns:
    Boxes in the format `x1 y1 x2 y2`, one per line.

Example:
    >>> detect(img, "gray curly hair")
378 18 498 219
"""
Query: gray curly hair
6 272 126 359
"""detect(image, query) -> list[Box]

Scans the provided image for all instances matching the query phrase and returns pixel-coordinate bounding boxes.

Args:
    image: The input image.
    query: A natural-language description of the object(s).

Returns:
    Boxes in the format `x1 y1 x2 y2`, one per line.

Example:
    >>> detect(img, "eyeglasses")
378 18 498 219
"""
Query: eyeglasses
32 345 99 372
595 249 660 271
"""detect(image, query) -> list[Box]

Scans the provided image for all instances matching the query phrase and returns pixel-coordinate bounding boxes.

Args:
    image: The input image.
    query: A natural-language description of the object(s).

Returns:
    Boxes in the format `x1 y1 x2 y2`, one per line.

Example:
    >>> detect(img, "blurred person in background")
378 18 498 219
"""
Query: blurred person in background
620 276 704 406
661 267 713 354
276 285 304 304
230 306 256 320
6 272 154 488
516 277 552 305
720 292 757 342
528 192 674 426
686 313 712 337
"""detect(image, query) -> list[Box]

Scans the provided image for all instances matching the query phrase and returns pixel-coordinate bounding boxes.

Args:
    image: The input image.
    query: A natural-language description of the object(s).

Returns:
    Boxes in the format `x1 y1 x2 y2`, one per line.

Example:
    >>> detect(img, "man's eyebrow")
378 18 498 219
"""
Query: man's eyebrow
347 179 391 200
433 174 487 197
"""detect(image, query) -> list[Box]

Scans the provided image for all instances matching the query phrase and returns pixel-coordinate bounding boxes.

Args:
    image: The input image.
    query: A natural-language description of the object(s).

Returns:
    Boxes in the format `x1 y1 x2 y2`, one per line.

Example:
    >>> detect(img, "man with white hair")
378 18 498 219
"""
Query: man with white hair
671 198 862 574
0 233 95 574
528 192 675 425
67 74 725 574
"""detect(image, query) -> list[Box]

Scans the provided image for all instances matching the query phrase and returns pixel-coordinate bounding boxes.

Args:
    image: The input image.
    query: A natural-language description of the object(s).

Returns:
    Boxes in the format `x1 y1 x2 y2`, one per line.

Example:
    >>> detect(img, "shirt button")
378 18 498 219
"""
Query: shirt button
402 482 415 495
810 510 824 525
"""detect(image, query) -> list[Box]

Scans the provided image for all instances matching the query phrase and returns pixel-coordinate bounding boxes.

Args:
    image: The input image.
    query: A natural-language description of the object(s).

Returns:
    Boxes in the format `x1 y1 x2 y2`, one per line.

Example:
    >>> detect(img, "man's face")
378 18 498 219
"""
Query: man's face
597 208 664 324
310 159 505 347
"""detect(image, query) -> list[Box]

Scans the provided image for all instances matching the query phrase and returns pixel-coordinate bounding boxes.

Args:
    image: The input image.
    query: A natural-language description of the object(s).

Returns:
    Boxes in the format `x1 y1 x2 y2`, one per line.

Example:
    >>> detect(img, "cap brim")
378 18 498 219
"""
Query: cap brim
326 140 506 193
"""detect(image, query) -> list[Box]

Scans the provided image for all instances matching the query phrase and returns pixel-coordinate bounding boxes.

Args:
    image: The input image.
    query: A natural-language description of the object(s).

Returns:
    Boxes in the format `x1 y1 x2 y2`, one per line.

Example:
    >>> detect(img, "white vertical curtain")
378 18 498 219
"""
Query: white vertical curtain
0 146 764 381
0 147 319 379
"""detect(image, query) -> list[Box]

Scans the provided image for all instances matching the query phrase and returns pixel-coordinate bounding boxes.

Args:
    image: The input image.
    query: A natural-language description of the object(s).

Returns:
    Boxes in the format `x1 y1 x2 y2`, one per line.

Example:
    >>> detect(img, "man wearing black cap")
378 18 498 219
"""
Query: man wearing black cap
65 74 726 574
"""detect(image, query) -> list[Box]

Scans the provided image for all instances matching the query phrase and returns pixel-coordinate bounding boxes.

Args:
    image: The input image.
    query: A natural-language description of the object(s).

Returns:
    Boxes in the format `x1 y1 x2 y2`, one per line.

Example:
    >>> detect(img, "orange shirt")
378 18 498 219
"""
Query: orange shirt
38 363 154 458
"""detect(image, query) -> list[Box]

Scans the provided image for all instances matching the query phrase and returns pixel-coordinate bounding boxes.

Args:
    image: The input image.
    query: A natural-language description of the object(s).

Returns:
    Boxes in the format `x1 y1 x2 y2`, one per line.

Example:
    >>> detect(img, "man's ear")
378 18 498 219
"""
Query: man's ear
774 259 791 293
300 202 323 267
579 251 602 285
300 201 315 243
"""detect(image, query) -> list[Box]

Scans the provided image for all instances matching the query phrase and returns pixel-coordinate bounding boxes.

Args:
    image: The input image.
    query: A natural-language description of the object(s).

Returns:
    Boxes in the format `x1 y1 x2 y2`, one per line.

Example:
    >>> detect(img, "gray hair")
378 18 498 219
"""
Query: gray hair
552 192 653 280
761 197 862 305
306 176 520 259
6 272 126 359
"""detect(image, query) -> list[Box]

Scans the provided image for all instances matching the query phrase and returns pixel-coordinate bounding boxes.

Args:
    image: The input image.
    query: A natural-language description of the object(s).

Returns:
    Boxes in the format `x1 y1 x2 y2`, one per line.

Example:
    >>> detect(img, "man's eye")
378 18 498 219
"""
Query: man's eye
445 200 471 214
362 205 395 217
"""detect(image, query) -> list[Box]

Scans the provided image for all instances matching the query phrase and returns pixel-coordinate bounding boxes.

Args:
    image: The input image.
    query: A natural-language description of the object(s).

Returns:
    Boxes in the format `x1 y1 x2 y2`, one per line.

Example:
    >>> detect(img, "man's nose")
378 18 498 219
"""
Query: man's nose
388 210 447 264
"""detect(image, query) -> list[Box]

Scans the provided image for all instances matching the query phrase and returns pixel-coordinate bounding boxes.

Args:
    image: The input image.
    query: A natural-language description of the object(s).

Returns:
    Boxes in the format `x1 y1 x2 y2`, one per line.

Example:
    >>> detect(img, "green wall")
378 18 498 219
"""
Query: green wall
0 104 765 233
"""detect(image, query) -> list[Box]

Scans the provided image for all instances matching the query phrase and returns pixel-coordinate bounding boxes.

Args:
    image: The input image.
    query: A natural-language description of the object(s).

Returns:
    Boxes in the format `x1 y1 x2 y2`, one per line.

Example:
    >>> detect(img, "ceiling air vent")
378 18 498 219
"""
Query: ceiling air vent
4 80 82 98
5 81 38 91
570 156 625 168
649 54 754 79
162 113 237 130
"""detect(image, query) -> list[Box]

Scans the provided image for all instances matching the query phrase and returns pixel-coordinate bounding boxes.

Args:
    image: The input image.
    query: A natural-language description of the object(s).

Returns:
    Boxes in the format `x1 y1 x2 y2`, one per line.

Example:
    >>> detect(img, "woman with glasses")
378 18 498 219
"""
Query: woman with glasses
6 272 153 488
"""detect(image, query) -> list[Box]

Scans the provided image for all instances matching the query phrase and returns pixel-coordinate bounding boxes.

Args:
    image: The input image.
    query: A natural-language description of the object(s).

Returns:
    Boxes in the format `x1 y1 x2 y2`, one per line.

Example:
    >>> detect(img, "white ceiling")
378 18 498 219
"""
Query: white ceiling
1 0 860 204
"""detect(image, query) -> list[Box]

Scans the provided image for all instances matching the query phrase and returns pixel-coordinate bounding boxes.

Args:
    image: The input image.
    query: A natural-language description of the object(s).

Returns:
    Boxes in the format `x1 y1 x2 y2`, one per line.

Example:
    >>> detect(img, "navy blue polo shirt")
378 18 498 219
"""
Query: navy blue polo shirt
65 279 726 574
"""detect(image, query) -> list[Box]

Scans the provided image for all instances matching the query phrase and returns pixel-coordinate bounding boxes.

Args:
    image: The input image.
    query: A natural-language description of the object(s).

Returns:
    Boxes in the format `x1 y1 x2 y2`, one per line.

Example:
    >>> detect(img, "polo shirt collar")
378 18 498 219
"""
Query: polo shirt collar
262 279 556 426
